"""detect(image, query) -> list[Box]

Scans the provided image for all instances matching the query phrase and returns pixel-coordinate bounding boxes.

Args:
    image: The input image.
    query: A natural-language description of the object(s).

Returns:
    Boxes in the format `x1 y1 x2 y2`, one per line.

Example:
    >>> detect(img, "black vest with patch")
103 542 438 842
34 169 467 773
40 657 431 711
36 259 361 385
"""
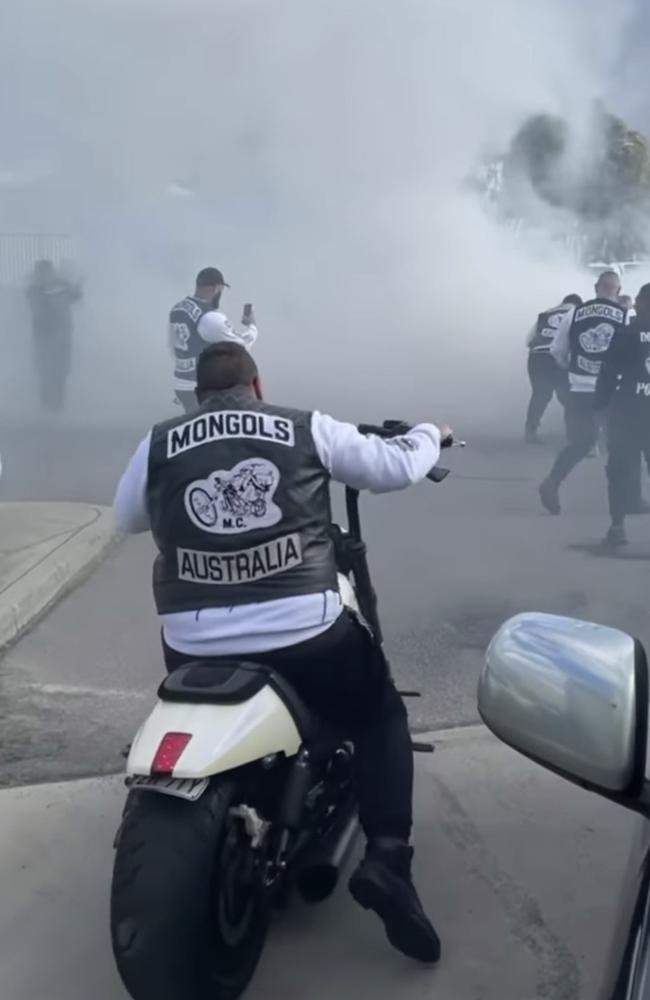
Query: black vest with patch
528 303 571 354
146 389 338 613
170 296 214 387
568 298 626 391
614 318 650 413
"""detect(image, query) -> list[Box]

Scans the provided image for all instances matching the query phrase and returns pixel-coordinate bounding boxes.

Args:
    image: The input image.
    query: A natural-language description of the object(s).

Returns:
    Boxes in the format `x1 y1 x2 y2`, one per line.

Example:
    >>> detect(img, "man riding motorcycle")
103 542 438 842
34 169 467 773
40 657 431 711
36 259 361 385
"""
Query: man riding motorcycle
113 341 451 964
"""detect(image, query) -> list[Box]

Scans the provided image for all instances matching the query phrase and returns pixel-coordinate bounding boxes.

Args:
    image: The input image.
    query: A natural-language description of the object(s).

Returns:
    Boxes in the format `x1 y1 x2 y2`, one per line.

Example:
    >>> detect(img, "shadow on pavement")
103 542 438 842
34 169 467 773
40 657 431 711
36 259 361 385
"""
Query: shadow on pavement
569 542 650 562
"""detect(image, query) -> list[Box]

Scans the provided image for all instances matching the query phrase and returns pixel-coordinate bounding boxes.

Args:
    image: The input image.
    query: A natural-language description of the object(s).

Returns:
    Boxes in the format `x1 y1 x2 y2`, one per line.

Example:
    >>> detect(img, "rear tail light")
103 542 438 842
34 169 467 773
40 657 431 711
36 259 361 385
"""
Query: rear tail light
151 732 192 775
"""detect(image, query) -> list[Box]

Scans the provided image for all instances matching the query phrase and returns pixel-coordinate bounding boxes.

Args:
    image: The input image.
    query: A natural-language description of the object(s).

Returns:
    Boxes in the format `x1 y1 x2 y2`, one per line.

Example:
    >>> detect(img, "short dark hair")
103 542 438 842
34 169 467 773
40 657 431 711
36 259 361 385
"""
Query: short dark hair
196 342 258 392
563 293 583 306
637 283 650 303
196 266 227 288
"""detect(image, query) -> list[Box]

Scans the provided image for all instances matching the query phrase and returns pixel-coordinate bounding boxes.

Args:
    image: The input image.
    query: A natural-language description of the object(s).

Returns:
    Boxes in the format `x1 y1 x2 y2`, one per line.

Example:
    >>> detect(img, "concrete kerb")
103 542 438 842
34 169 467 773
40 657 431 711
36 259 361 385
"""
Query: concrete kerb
0 504 120 652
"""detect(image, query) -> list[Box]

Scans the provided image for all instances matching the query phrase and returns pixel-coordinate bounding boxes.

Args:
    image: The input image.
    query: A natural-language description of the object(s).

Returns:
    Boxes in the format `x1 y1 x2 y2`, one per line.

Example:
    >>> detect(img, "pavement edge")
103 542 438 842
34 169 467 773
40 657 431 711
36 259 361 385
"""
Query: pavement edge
0 506 120 652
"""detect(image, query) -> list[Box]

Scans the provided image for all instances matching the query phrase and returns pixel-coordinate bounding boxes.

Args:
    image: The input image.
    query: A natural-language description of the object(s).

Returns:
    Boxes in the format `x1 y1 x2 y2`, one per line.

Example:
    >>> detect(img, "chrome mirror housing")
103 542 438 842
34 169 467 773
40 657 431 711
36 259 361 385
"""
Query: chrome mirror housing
478 613 648 797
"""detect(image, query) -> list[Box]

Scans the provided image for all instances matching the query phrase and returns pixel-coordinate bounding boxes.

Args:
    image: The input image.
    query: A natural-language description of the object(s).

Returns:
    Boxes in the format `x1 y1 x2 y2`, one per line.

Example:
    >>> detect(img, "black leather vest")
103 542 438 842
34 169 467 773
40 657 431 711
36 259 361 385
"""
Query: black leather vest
170 296 213 387
146 389 339 613
615 319 650 413
568 298 626 392
529 303 571 354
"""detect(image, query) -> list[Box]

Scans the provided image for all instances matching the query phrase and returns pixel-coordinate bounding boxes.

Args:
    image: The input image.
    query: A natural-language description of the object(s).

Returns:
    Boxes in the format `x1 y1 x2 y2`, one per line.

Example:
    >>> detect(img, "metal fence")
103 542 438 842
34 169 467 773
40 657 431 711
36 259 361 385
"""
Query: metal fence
0 233 76 286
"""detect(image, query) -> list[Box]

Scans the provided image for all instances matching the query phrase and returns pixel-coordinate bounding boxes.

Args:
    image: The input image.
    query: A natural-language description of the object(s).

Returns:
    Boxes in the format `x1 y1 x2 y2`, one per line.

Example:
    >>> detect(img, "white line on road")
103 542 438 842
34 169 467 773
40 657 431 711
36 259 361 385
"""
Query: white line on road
19 681 149 700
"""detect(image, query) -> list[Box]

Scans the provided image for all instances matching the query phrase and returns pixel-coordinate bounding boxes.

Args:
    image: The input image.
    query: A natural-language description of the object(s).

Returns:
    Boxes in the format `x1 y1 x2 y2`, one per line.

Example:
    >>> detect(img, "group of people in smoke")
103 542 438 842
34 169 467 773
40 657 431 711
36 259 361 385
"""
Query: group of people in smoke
525 268 650 546
24 255 649 550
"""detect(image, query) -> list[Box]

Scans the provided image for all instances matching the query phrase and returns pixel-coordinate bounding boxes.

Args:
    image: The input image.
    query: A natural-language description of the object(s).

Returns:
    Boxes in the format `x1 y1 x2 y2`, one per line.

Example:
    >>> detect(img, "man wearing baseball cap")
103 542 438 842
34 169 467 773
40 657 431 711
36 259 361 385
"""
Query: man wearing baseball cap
169 266 258 414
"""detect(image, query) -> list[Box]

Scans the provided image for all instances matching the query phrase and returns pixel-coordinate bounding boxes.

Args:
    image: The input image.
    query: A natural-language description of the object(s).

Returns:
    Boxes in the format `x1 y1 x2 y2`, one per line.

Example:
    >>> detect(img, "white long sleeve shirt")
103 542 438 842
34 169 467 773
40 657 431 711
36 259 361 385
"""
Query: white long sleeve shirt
548 307 575 371
171 309 258 392
114 413 441 656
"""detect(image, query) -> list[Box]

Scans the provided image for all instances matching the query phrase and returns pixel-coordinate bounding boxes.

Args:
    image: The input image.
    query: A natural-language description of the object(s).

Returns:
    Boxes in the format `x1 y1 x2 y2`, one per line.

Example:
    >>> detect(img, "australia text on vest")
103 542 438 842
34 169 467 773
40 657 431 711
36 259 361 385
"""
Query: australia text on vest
177 533 303 585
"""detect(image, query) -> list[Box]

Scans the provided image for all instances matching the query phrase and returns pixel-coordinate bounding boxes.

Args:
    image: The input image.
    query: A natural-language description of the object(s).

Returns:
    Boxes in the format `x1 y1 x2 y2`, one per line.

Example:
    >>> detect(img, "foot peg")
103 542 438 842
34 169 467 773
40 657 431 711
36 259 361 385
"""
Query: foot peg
398 690 421 698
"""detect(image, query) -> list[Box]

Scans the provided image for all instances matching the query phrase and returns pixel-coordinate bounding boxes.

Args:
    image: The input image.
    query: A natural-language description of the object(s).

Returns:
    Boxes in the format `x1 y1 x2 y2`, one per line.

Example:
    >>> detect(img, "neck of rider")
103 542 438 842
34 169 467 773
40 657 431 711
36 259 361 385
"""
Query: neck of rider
194 380 261 407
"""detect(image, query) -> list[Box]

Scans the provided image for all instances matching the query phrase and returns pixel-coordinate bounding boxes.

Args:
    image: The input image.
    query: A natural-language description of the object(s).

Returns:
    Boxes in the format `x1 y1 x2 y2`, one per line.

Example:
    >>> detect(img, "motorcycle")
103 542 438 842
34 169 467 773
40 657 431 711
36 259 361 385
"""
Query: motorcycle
110 420 454 1000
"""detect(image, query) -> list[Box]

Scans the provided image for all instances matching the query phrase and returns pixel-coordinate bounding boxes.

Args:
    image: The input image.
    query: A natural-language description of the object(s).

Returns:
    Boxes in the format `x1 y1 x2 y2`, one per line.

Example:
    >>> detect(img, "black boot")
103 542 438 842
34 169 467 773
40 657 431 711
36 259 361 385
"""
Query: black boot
349 839 441 963
603 524 628 547
539 477 561 515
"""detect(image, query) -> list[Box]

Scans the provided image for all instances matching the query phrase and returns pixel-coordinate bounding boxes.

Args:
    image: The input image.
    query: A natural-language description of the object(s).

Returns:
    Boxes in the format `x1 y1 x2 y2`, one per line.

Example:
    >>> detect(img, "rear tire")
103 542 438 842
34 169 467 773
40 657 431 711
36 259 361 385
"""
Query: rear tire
111 780 270 1000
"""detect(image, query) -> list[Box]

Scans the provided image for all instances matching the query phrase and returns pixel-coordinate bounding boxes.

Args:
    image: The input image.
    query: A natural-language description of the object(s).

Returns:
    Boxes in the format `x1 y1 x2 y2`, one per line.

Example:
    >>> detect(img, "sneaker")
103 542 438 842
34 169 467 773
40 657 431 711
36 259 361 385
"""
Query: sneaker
603 525 628 547
539 478 561 515
349 841 441 964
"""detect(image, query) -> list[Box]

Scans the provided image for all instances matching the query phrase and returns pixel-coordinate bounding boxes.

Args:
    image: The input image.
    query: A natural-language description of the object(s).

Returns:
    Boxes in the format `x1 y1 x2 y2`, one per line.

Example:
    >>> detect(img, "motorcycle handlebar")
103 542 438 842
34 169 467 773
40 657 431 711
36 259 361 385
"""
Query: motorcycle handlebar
357 420 463 482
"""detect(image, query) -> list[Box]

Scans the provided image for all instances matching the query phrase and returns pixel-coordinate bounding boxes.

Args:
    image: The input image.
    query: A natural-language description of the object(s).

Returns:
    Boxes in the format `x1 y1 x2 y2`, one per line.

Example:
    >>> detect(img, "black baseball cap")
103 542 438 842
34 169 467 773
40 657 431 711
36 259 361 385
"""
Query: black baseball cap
196 266 230 288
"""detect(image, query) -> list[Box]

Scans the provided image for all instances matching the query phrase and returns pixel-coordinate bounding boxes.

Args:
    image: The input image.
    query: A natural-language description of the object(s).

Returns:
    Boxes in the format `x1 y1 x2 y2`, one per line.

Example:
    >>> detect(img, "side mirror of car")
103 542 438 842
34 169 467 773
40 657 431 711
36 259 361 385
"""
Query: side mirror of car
478 613 650 812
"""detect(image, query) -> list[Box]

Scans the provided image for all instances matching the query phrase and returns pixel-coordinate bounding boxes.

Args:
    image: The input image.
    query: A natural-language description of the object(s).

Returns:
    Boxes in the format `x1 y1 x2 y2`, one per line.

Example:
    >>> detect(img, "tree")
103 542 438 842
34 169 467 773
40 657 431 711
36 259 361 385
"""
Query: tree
482 103 650 261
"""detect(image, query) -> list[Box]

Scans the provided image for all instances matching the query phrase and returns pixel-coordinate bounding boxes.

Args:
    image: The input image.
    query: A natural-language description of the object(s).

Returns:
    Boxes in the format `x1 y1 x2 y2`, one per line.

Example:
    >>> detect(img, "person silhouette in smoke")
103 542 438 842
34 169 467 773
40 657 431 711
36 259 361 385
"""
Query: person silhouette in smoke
596 283 650 545
599 286 650 529
26 259 82 411
539 270 626 514
524 293 582 444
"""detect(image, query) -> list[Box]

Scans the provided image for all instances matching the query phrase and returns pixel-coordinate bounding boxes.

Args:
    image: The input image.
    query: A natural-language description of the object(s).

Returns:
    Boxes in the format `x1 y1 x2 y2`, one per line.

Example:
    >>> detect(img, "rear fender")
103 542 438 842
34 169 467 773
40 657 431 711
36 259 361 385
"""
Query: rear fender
127 685 301 780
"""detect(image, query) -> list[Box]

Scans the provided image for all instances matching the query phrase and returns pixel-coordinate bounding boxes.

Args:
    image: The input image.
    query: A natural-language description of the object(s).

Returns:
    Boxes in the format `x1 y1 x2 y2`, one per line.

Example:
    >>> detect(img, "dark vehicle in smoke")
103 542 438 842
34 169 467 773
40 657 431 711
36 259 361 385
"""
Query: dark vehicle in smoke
110 421 450 1000
479 612 650 999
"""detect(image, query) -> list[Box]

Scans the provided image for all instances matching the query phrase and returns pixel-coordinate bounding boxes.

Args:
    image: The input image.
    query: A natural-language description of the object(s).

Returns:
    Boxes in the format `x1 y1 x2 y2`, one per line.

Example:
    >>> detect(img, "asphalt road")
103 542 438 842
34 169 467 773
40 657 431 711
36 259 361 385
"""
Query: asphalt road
3 420 650 785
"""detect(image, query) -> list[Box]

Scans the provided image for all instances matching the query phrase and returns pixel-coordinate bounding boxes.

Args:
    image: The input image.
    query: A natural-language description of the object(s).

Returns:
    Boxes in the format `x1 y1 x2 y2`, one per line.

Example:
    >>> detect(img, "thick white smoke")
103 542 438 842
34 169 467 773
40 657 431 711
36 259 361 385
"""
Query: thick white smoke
0 0 637 432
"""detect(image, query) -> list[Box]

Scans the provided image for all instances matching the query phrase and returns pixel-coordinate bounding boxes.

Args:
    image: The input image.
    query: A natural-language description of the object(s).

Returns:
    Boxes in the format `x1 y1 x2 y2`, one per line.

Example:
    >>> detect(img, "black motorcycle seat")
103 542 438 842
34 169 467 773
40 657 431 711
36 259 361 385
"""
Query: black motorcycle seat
158 660 315 739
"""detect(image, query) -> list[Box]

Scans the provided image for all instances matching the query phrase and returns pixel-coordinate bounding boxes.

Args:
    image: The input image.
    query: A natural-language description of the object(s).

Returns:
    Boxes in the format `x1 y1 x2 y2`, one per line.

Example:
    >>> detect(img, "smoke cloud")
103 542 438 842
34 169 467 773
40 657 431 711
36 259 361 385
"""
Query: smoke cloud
0 0 638 434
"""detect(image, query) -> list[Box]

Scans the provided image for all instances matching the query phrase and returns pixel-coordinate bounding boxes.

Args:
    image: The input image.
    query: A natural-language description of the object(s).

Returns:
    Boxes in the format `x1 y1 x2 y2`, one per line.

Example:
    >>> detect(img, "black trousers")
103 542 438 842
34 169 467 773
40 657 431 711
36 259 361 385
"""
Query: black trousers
163 612 414 842
33 330 71 411
548 393 597 485
525 352 567 434
607 420 650 527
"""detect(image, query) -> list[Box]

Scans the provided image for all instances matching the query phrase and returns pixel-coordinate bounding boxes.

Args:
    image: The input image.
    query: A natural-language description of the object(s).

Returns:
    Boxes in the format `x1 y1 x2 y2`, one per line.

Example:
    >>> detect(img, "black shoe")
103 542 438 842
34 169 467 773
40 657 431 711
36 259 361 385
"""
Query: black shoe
539 478 561 515
603 525 628 547
349 841 441 963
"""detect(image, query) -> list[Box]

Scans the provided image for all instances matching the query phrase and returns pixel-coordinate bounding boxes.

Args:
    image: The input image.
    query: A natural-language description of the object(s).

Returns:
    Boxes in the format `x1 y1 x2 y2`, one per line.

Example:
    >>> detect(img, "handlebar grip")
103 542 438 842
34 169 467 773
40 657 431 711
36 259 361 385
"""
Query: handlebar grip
357 421 411 439
427 467 450 483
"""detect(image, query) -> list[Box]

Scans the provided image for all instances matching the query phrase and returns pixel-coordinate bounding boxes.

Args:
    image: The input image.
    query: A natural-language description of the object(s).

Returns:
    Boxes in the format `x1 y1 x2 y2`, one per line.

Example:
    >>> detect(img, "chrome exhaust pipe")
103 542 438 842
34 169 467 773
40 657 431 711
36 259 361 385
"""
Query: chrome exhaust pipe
296 801 360 903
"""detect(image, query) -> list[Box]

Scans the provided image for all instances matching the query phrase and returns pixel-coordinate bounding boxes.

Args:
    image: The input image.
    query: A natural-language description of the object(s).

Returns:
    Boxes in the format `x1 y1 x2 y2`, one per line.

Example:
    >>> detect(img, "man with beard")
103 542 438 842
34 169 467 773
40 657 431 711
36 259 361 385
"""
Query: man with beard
539 270 625 514
524 293 582 444
596 283 650 545
169 266 258 414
